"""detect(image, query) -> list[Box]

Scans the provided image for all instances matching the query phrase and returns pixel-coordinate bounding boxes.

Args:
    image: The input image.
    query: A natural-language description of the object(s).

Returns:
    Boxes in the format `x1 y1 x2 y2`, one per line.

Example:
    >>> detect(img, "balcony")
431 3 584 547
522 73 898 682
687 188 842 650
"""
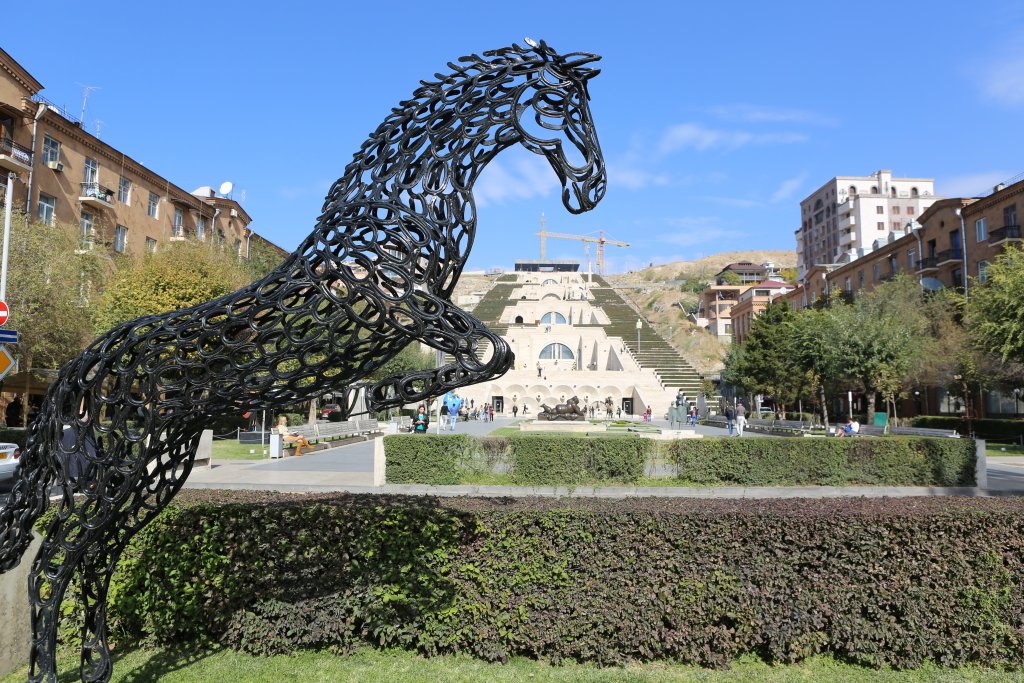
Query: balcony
839 230 855 246
935 248 963 266
79 182 115 210
917 255 939 272
989 225 1021 246
837 212 856 230
0 139 32 173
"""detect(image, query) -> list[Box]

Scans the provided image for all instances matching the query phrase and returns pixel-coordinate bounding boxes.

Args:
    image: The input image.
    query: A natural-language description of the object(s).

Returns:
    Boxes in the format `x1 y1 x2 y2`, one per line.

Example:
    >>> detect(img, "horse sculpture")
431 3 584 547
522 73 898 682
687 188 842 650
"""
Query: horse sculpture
0 39 605 682
538 396 587 421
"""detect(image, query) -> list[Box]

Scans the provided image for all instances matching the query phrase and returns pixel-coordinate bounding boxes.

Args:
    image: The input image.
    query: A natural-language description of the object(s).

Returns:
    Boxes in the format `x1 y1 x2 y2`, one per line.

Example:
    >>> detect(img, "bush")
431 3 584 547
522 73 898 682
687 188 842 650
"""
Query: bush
85 491 1024 669
668 437 976 486
0 427 26 447
327 410 344 422
508 435 650 485
913 415 1024 440
384 434 468 484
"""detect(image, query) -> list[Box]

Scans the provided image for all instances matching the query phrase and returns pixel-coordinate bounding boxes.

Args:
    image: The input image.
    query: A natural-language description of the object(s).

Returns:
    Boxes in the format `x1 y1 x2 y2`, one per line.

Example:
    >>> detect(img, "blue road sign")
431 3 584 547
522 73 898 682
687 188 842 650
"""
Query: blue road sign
0 329 19 344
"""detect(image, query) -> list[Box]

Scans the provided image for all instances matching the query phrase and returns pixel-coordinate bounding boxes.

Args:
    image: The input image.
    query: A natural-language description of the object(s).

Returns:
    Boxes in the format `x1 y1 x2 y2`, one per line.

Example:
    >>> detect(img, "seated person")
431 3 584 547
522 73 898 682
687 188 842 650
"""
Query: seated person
838 418 855 437
277 416 311 456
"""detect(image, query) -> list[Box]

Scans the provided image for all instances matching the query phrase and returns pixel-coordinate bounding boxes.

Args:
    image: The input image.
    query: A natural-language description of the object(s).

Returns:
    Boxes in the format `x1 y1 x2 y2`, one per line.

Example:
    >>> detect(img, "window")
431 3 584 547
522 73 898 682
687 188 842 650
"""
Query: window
118 177 131 204
911 187 919 197
871 186 879 194
978 260 990 283
891 187 897 197
148 192 159 218
542 278 558 285
234 239 242 257
849 185 857 196
83 157 98 184
892 206 901 215
889 255 898 274
114 225 128 253
196 216 206 240
844 277 851 292
976 218 987 242
172 207 183 237
42 135 60 165
216 230 225 245
951 268 963 288
538 343 574 360
145 237 157 253
908 249 916 269
79 212 94 250
873 263 881 281
1004 204 1018 227
540 312 567 325
876 206 884 214
858 270 864 287
907 206 915 215
37 193 56 225
877 222 884 230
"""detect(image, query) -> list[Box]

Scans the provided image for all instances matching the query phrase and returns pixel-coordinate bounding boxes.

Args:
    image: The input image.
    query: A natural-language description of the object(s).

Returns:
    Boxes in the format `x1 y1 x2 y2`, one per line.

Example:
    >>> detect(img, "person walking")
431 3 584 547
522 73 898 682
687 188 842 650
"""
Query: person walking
735 402 746 437
443 391 463 432
512 404 519 418
725 405 735 435
488 404 494 421
689 404 697 427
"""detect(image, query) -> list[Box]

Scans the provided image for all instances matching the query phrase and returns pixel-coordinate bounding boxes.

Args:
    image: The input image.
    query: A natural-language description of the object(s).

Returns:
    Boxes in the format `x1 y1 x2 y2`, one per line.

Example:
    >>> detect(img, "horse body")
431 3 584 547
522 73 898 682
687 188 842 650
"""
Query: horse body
0 40 605 682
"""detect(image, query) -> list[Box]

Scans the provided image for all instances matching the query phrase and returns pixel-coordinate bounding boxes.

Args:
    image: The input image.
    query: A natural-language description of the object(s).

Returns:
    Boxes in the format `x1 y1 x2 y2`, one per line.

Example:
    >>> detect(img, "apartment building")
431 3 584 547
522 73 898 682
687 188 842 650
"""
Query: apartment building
0 47 285 261
714 261 766 285
795 170 938 280
730 280 795 344
695 284 746 340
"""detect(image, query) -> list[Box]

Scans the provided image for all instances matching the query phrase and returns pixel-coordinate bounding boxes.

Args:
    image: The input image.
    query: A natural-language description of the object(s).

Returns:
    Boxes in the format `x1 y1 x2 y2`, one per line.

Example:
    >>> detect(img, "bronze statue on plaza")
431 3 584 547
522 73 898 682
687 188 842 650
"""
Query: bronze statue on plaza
0 39 606 682
538 396 587 421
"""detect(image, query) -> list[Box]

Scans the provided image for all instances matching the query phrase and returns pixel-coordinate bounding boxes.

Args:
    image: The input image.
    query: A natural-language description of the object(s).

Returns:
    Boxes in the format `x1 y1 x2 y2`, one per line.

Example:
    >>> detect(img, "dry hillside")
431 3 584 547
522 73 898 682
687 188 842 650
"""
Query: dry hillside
608 250 797 376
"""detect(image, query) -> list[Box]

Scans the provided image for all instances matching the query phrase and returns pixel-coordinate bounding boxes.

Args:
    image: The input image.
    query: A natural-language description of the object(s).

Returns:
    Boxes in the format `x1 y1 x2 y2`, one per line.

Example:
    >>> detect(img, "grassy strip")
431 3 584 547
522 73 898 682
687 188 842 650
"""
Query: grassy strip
211 439 268 460
3 648 1019 683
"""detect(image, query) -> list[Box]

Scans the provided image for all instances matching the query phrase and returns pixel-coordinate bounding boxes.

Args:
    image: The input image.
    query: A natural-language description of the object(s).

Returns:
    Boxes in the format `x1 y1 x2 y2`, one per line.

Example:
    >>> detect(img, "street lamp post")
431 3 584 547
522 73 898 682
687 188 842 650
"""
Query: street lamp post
636 318 642 352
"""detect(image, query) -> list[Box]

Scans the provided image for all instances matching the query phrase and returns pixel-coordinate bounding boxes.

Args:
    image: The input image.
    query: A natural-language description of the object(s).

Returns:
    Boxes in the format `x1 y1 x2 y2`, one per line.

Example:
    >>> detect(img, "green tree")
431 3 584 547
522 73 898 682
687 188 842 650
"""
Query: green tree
836 275 929 423
94 241 255 333
968 244 1024 364
788 303 846 428
3 212 109 416
718 270 741 286
722 300 805 415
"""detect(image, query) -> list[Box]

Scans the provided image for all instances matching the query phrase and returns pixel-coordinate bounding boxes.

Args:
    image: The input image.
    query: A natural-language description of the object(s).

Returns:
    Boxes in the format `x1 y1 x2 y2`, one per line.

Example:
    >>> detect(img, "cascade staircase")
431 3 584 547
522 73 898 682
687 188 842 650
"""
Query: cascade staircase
589 277 707 399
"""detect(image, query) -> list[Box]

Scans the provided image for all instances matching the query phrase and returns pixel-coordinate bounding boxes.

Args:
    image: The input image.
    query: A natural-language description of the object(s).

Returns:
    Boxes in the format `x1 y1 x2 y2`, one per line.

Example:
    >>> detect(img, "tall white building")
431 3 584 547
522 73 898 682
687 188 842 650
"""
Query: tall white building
795 170 938 280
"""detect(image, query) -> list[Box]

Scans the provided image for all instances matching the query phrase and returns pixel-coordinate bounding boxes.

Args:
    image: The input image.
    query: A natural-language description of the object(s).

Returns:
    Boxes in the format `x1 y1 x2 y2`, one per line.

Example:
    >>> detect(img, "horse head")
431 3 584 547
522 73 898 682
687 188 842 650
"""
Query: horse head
493 39 606 215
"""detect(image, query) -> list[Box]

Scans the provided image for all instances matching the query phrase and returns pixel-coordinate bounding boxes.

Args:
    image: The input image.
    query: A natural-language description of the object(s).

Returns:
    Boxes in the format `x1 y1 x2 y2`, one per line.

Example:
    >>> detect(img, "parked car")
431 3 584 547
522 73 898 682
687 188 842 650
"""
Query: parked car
320 404 341 420
0 442 21 482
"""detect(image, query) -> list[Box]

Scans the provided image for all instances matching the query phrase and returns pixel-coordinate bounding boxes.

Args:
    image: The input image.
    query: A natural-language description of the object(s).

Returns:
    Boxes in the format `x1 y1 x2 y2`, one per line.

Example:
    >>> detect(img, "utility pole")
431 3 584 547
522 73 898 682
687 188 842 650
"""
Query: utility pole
1 172 14 300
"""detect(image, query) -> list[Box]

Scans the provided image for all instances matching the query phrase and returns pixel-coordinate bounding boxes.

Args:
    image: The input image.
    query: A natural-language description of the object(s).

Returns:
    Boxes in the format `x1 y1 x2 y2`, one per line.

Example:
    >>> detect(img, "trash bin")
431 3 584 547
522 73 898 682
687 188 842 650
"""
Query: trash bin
269 433 283 459
388 421 399 434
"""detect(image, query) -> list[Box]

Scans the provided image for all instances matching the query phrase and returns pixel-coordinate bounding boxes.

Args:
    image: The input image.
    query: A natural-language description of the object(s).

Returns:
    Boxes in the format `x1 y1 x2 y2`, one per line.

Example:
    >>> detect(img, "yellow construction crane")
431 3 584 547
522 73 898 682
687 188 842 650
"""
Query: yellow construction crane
537 213 629 276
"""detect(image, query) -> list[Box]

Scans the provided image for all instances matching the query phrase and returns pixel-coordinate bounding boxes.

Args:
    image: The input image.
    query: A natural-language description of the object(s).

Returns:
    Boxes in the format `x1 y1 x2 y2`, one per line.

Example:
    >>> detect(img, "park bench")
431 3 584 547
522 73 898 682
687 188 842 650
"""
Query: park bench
396 416 413 432
890 426 960 438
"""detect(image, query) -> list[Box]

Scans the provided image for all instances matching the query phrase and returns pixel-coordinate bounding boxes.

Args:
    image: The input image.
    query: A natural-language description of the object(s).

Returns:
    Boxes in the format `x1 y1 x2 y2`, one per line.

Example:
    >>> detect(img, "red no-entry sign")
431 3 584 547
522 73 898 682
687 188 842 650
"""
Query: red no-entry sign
0 301 10 326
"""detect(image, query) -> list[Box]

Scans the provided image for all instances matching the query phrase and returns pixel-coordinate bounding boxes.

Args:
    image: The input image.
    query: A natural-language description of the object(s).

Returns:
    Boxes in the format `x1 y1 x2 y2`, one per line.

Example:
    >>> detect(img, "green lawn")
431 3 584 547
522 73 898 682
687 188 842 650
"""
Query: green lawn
987 442 1024 456
3 648 1021 683
211 438 269 460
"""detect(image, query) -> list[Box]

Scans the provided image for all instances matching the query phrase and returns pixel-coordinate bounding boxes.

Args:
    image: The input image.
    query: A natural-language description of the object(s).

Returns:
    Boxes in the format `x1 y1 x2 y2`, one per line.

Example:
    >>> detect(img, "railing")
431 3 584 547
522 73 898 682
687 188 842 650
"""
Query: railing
989 225 1021 243
917 256 938 270
80 182 114 203
935 248 963 265
31 95 82 124
0 138 32 164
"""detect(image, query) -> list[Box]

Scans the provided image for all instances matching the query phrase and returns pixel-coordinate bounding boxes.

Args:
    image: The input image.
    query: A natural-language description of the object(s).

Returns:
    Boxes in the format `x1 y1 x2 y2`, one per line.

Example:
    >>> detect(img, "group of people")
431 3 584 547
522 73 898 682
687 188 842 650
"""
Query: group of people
724 402 747 436
836 417 861 437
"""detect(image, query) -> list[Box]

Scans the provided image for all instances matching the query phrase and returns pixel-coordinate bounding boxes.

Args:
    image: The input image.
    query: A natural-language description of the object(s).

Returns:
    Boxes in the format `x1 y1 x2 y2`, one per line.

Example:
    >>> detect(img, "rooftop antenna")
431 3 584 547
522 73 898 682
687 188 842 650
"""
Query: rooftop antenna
219 181 234 199
78 85 101 124
95 120 102 139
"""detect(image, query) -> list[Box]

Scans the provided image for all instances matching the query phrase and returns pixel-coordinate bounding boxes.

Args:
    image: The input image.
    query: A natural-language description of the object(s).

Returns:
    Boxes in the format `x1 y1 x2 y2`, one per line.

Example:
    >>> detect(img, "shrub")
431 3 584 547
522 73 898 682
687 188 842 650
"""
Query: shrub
913 415 1024 440
668 437 976 486
85 491 1024 669
507 435 650 486
384 434 468 484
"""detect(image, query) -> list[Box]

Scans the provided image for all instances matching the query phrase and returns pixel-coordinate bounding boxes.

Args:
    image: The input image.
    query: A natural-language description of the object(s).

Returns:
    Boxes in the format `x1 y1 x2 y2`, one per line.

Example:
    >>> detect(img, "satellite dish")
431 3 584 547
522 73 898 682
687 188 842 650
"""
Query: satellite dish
219 181 234 197
920 277 944 292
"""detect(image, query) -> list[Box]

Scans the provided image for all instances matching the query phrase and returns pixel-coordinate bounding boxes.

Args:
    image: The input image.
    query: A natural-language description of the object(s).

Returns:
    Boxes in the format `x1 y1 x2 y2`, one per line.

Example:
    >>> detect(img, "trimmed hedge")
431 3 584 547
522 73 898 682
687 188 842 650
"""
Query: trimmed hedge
669 437 976 486
913 415 1024 441
384 434 469 484
384 434 652 486
507 435 650 485
74 491 1024 669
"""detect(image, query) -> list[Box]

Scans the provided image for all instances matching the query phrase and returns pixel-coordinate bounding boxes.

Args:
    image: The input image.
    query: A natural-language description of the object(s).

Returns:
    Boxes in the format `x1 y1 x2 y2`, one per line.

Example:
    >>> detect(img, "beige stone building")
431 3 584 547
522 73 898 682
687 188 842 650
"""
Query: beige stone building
0 47 285 261
796 169 938 281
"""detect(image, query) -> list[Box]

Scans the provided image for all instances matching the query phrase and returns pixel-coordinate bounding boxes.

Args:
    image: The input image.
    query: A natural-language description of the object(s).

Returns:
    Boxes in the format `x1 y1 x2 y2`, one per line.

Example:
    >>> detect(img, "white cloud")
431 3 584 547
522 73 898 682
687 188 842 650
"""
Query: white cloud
607 163 670 190
708 104 838 126
940 171 1014 198
658 123 807 154
770 173 807 204
474 151 561 207
979 53 1024 106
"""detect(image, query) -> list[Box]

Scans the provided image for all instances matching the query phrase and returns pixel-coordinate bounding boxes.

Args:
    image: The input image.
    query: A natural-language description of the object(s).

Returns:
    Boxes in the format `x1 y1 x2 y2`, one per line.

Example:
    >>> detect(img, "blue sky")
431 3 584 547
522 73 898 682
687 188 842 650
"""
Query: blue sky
9 1 1024 273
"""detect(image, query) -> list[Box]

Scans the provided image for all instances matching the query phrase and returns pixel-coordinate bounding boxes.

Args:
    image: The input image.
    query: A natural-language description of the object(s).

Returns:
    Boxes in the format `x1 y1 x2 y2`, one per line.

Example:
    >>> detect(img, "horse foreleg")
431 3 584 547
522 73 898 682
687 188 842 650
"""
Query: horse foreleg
368 298 513 410
77 540 120 683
